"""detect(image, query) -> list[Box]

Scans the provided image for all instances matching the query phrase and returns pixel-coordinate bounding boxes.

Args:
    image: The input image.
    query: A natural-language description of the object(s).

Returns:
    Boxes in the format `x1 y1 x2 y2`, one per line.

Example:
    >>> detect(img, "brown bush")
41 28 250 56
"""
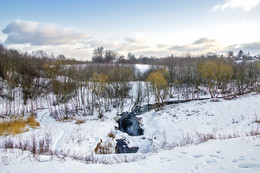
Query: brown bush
94 139 114 154
75 119 85 125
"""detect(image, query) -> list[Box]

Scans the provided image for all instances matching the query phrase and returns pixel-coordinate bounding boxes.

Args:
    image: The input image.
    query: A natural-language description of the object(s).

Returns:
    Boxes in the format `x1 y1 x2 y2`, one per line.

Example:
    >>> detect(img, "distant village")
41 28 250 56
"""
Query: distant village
226 50 260 61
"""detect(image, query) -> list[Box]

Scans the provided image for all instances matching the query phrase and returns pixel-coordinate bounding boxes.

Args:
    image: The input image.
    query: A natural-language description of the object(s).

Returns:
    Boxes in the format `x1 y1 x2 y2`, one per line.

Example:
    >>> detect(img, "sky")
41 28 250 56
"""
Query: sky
0 0 260 60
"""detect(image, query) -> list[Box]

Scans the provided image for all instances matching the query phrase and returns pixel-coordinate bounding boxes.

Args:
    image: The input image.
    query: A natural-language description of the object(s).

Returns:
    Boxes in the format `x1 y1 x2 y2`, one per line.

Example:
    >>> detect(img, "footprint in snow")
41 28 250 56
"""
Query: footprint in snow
159 157 167 160
239 156 245 160
180 151 187 155
232 159 239 163
192 154 203 158
238 163 260 169
206 159 217 164
209 154 225 159
233 156 248 163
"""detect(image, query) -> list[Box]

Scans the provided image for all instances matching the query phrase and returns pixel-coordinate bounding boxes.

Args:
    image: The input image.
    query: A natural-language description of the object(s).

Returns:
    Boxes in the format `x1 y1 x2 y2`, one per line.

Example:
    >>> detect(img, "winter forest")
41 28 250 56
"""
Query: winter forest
1 45 259 118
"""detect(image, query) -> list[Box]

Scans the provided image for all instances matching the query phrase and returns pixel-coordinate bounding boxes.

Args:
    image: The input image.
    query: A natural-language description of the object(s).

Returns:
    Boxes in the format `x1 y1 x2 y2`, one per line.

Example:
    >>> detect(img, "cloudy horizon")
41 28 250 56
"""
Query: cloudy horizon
1 0 260 60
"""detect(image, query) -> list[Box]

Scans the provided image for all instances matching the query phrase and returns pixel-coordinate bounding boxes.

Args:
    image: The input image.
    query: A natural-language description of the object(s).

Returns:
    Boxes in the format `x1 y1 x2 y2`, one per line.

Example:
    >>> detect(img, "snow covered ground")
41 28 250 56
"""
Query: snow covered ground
135 64 150 73
0 92 260 172
1 137 259 173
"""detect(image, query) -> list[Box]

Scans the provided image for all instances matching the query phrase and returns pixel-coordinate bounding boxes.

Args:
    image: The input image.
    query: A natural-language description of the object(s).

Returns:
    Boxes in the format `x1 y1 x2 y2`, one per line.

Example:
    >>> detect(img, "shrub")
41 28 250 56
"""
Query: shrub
254 114 260 123
108 131 115 139
146 69 169 110
26 115 40 129
75 119 85 125
94 139 114 154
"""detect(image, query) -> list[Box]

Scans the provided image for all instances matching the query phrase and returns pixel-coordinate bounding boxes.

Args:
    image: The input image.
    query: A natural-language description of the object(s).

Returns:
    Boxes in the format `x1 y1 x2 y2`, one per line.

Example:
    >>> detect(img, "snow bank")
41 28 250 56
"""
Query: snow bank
1 136 259 173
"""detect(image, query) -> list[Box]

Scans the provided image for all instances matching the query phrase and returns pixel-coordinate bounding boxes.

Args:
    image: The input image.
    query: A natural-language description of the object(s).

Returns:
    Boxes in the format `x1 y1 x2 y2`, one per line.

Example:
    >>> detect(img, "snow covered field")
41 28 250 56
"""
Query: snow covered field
0 92 260 172
1 137 259 173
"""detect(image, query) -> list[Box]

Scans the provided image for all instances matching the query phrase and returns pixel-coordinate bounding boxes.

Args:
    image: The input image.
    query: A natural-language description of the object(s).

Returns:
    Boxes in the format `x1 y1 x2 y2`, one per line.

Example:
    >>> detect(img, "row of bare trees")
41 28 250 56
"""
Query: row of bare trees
0 45 50 116
144 57 260 110
1 44 260 117
0 45 136 118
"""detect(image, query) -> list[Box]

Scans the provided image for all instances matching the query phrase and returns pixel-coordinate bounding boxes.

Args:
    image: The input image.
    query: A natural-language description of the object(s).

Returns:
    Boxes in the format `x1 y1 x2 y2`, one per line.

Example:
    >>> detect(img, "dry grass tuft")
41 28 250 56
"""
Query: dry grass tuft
0 115 40 136
254 114 260 124
0 118 27 136
26 115 40 129
108 131 115 139
94 139 114 154
75 119 85 125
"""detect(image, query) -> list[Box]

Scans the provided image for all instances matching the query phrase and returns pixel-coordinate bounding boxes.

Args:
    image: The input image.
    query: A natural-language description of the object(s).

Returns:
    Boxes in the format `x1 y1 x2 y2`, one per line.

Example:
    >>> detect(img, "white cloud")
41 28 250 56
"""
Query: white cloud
2 20 260 60
156 44 171 48
2 20 91 45
212 5 221 11
85 34 150 53
0 32 7 44
192 38 216 45
227 42 260 53
125 35 148 44
213 0 260 11
4 35 260 60
169 37 220 54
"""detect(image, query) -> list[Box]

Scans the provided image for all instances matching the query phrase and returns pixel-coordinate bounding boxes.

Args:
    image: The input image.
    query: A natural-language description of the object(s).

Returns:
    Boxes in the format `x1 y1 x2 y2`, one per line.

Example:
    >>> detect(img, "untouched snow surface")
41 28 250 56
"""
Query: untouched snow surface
135 64 150 74
0 93 260 172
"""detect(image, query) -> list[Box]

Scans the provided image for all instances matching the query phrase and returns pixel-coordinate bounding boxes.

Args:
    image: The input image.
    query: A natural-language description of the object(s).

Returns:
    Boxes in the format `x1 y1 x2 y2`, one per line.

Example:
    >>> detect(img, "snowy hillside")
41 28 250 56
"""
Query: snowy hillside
0 92 260 172
1 137 259 173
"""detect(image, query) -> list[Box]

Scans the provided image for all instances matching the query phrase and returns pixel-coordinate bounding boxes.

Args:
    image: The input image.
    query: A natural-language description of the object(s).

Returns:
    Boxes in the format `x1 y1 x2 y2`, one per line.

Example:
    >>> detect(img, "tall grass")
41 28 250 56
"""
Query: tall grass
26 115 40 128
0 115 40 136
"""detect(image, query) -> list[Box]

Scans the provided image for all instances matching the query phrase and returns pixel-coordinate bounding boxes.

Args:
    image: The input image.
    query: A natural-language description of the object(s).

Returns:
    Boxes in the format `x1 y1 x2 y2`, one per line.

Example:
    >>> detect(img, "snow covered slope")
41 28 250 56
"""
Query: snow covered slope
1 137 259 173
0 92 260 172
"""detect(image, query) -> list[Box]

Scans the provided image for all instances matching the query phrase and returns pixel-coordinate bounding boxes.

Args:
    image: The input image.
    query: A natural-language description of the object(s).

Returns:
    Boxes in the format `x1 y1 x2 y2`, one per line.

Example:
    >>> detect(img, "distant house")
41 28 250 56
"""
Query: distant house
227 51 233 58
253 55 260 60
237 50 244 59
205 52 216 58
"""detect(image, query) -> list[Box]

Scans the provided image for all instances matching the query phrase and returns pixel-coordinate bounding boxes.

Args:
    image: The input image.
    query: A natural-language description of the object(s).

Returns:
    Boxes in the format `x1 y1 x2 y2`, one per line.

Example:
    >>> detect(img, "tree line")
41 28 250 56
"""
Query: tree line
0 44 260 118
146 57 260 106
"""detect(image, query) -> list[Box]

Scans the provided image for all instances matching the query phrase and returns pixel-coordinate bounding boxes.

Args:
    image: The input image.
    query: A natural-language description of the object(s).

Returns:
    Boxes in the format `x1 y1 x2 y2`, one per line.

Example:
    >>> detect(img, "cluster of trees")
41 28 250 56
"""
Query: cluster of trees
0 45 50 116
92 47 117 63
91 47 158 64
0 45 136 118
1 44 260 118
43 62 135 119
145 57 260 109
92 47 260 65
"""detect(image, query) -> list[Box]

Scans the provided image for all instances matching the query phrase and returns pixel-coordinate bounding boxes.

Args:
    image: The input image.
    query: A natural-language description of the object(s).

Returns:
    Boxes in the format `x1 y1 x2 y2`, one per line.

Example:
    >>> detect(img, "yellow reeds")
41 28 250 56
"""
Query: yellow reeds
0 115 40 136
